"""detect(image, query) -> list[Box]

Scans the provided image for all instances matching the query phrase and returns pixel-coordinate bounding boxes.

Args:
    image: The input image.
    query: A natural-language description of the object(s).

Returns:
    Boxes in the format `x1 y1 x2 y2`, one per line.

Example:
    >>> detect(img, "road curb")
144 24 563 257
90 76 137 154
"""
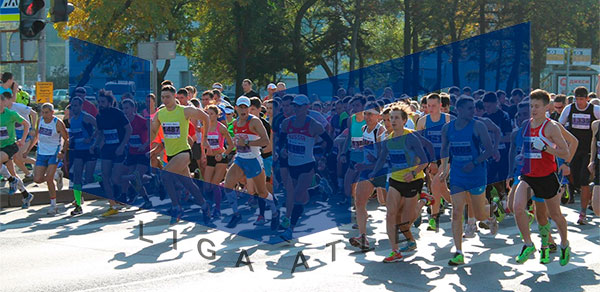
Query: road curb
1 189 103 208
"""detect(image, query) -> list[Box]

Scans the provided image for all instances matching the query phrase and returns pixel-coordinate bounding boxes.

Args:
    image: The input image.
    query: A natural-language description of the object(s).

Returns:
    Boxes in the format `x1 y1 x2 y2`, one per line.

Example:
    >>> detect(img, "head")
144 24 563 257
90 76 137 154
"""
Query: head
277 82 286 92
420 97 428 114
574 86 589 109
482 91 499 114
426 93 441 115
552 94 566 114
292 95 310 116
462 86 472 96
121 98 137 116
224 106 234 121
185 86 197 99
39 103 54 120
496 90 507 104
242 79 253 93
176 88 189 105
147 93 156 109
449 86 460 96
1 92 12 109
456 97 476 120
97 89 115 110
364 101 381 125
267 83 277 96
161 85 177 108
161 80 173 88
236 96 251 118
206 105 220 122
441 94 451 113
311 101 322 113
511 88 525 105
529 89 550 120
281 94 294 117
381 107 392 130
349 95 366 114
265 99 274 118
249 97 262 116
1 72 14 88
212 82 224 92
390 104 411 132
69 97 83 116
73 87 87 100
516 101 530 127
201 90 213 107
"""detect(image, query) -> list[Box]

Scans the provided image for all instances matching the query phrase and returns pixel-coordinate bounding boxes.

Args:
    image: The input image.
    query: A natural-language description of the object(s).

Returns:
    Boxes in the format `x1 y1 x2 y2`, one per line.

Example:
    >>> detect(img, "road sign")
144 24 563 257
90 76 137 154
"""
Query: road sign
546 48 565 65
36 81 53 103
558 75 591 94
0 0 19 22
572 48 592 66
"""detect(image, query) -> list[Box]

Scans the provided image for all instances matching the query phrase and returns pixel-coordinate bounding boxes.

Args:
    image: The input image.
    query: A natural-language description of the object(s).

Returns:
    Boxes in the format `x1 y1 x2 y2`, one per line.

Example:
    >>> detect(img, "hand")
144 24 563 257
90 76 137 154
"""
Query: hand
588 161 595 178
505 178 511 190
368 171 376 179
215 154 222 162
559 164 571 176
438 171 448 181
354 163 365 172
16 139 23 147
462 162 475 173
116 145 124 156
403 172 415 182
235 136 247 147
532 138 546 151
200 156 207 166
58 152 64 160
493 150 501 162
428 163 438 175
281 148 288 159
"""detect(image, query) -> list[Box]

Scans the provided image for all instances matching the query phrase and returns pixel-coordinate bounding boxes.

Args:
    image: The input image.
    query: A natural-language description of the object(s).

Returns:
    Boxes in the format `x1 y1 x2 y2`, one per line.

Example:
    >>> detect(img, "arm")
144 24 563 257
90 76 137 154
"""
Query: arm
589 121 599 175
413 131 434 164
338 117 352 160
56 119 69 158
439 124 450 179
150 114 160 143
544 121 570 160
473 120 494 164
556 122 577 163
370 139 389 176
407 132 429 176
221 122 234 155
507 130 518 179
248 118 269 148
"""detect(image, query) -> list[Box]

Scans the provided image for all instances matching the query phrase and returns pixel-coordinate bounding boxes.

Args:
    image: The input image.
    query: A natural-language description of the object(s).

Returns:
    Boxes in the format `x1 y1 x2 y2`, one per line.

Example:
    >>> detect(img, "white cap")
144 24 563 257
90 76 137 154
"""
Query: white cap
292 95 310 106
236 96 251 107
212 84 223 89
224 106 234 114
267 83 277 90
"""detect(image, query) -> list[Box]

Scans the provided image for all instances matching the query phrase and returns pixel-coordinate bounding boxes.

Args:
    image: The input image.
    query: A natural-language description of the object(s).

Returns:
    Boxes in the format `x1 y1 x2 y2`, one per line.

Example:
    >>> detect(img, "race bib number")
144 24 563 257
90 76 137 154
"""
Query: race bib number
0 126 8 140
571 113 591 130
129 134 142 147
523 137 542 159
597 141 600 159
351 137 363 149
450 141 473 162
103 129 119 144
162 122 181 139
39 126 52 136
207 134 220 149
427 130 442 148
389 149 408 169
236 134 250 153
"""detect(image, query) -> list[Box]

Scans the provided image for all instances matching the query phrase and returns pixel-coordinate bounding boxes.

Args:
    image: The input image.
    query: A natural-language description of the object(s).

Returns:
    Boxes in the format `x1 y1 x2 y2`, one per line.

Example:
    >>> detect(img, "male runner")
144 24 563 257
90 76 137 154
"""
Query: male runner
588 119 600 216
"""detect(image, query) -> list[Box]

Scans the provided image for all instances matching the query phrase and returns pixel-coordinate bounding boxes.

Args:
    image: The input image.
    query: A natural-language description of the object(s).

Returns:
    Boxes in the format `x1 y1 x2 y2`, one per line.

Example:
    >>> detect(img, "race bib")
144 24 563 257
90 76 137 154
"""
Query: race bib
103 129 119 144
351 137 363 150
129 134 142 147
571 113 591 130
207 134 220 149
39 126 53 136
450 141 473 162
236 134 250 153
162 122 181 139
389 149 408 169
427 130 442 148
522 137 542 159
0 126 8 140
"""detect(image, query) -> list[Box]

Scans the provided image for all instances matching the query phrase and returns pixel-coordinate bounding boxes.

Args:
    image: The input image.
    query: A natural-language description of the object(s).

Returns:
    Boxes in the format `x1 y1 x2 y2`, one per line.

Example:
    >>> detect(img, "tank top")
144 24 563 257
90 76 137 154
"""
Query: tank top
129 114 149 155
68 113 94 150
362 123 385 165
286 116 315 166
388 128 426 182
349 114 366 163
567 103 596 153
206 123 225 151
234 115 261 159
521 118 557 177
196 120 203 144
157 105 190 156
447 120 484 175
424 113 447 159
37 117 61 155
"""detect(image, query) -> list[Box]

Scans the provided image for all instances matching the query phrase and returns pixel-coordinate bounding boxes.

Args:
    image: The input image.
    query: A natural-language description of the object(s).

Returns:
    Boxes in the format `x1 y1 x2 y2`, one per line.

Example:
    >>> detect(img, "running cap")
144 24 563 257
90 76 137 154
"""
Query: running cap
292 94 310 106
236 96 251 107
267 83 277 90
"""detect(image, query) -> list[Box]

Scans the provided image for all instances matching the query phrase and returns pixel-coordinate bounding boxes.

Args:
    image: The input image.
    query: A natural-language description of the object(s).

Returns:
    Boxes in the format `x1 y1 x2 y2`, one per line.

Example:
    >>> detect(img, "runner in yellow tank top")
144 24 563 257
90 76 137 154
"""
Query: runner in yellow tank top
151 85 211 225
370 104 434 262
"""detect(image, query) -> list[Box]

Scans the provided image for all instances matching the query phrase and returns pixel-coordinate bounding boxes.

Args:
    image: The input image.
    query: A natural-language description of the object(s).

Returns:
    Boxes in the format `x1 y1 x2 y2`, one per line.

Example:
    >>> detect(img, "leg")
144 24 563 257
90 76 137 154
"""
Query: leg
513 181 533 245
545 195 568 247
451 192 467 252
400 196 418 242
355 180 374 236
593 185 600 216
386 187 402 251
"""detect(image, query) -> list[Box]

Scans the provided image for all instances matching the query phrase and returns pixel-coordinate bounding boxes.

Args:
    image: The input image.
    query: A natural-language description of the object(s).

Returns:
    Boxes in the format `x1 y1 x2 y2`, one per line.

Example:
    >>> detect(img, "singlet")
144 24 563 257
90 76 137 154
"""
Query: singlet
447 120 485 179
37 117 61 155
424 113 448 159
206 123 225 152
234 115 261 159
566 103 596 153
362 123 385 165
388 129 426 182
129 114 149 155
521 118 557 177
68 112 94 150
286 116 315 166
349 114 366 163
157 105 190 156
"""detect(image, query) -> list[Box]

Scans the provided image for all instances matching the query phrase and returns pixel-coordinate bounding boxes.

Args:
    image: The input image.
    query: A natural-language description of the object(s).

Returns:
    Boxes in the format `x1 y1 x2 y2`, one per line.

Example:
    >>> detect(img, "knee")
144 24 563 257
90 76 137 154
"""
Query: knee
33 176 44 184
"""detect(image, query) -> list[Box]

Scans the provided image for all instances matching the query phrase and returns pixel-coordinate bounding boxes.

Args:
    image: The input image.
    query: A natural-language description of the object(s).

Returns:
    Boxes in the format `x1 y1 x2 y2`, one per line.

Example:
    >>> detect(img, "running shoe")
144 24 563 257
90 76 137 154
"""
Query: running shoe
169 207 183 225
448 253 464 266
549 243 558 254
413 212 422 228
226 213 242 228
212 209 221 219
280 227 293 243
21 193 34 209
23 173 34 183
539 247 550 264
271 211 280 231
493 198 505 223
489 216 499 235
559 243 570 266
383 250 403 263
463 222 477 238
399 241 417 252
478 220 490 230
70 205 83 216
280 216 291 229
8 178 18 195
254 215 266 226
55 169 64 191
577 213 588 225
427 218 437 231
516 244 536 264
560 184 569 204
102 207 118 217
46 206 59 216
420 192 435 206
352 223 359 229
141 201 152 210
349 234 370 250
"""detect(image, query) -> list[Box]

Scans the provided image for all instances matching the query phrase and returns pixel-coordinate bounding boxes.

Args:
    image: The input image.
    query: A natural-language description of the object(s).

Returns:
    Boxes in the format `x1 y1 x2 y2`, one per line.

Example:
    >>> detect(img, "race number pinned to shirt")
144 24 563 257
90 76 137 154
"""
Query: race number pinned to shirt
571 113 591 130
129 134 142 147
162 122 181 139
0 126 8 140
39 126 53 136
103 129 119 144
388 149 408 169
450 141 473 162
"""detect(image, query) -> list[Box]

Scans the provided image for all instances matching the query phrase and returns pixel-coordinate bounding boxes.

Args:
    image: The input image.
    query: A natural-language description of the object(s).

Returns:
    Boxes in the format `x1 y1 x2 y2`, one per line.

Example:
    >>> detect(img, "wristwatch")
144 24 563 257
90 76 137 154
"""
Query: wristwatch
563 161 570 167
244 140 249 146
221 153 227 159
541 144 547 152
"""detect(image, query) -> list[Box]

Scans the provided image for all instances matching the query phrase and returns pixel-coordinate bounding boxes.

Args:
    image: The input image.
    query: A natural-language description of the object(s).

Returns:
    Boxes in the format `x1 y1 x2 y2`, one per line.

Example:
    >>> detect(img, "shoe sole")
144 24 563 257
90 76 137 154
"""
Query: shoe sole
383 258 403 263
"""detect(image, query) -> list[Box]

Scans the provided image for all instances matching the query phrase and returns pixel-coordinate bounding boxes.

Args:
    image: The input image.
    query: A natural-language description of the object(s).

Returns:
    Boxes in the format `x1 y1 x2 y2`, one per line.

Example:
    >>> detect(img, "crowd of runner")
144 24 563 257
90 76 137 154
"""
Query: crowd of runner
2 70 600 266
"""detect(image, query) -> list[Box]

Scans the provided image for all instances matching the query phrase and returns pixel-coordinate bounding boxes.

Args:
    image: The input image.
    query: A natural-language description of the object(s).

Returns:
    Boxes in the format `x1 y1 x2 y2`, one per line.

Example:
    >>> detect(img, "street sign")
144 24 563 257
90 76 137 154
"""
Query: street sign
572 48 592 66
0 0 19 22
558 75 591 94
36 81 53 103
546 48 564 65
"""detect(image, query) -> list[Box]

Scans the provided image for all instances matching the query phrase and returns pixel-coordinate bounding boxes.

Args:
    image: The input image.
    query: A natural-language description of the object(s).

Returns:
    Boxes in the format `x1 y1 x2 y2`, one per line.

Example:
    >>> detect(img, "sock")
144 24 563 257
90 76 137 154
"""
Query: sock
538 221 551 247
258 197 266 217
290 204 304 227
74 184 82 206
467 217 476 225
225 189 238 213
50 198 56 207
560 241 569 249
456 250 462 254
265 193 277 213
0 164 10 177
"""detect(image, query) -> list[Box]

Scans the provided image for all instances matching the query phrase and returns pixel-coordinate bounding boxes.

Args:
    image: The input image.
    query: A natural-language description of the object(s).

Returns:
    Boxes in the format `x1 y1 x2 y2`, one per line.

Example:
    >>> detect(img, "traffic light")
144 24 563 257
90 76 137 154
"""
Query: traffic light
19 0 46 40
50 0 75 23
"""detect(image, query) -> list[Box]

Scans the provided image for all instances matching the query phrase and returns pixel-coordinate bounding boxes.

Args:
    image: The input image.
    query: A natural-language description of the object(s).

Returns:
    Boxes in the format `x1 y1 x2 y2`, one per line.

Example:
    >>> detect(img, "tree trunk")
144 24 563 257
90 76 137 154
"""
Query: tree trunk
403 0 412 95
292 0 318 95
348 0 362 92
478 0 486 89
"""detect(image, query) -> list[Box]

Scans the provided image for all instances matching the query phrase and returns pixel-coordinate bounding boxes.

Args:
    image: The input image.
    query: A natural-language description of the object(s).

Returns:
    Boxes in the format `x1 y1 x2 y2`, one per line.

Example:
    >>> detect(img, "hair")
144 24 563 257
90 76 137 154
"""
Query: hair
350 95 367 106
389 103 412 121
589 92 597 99
511 88 525 97
189 98 200 108
147 93 156 103
427 93 441 103
441 95 450 108
456 96 475 108
496 90 506 97
202 90 214 99
177 88 189 97
41 103 54 111
185 86 196 95
206 104 221 115
590 98 600 106
249 97 262 109
1 72 13 83
382 107 392 115
553 94 566 104
574 86 588 98
282 94 294 102
70 96 84 105
74 87 86 95
98 89 116 106
475 100 484 110
517 101 529 109
121 98 136 108
161 85 176 94
529 89 551 105
122 92 133 101
242 79 253 85
449 86 460 95
482 91 498 103
1 91 11 100
264 99 273 105
364 101 381 113
161 80 173 87
462 86 472 93
212 89 221 97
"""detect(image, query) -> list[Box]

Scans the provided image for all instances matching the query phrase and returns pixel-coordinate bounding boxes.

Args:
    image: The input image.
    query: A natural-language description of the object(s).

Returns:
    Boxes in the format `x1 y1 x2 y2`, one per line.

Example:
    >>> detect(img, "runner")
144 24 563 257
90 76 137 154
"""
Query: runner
67 96 97 216
150 85 211 225
339 96 367 204
0 92 33 207
32 103 68 215
558 86 600 225
8 91 37 183
513 89 571 265
589 119 600 216
439 96 499 266
222 96 275 229
278 94 326 241
370 104 433 262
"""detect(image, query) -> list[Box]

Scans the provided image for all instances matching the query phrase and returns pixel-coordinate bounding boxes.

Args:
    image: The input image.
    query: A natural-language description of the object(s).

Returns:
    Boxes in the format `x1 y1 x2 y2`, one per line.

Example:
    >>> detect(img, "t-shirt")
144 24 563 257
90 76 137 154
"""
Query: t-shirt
0 86 12 97
82 100 98 117
97 107 129 146
129 114 149 155
10 103 32 130
483 108 512 150
16 90 30 106
0 108 25 147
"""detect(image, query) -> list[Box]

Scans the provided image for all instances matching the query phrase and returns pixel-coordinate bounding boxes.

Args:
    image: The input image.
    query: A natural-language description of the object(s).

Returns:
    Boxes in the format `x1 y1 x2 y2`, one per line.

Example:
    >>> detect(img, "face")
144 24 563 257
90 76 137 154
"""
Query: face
277 84 286 91
176 94 188 106
249 106 260 116
268 88 276 95
98 96 109 109
382 113 391 129
441 105 450 113
483 101 497 114
530 99 546 119
201 94 211 107
265 103 273 117
71 100 82 115
575 96 588 109
208 109 218 121
351 101 364 114
365 111 380 124
553 101 564 113
122 102 135 116
390 111 406 131
427 99 440 114
516 106 530 126
41 107 54 119
242 82 251 92
236 105 249 117
312 103 322 112
511 94 522 104
457 101 475 120
293 103 309 115
282 100 293 116
161 91 176 107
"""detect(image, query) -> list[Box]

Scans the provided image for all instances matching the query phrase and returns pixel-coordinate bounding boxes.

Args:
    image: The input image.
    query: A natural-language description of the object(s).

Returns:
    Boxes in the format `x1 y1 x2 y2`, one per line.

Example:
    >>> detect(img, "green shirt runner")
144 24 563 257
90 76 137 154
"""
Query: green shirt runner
0 108 25 148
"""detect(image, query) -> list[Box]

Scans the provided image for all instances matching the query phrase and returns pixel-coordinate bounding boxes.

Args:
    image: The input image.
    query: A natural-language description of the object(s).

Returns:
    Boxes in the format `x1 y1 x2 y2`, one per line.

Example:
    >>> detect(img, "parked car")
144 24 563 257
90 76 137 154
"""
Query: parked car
53 89 69 102
105 81 136 101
